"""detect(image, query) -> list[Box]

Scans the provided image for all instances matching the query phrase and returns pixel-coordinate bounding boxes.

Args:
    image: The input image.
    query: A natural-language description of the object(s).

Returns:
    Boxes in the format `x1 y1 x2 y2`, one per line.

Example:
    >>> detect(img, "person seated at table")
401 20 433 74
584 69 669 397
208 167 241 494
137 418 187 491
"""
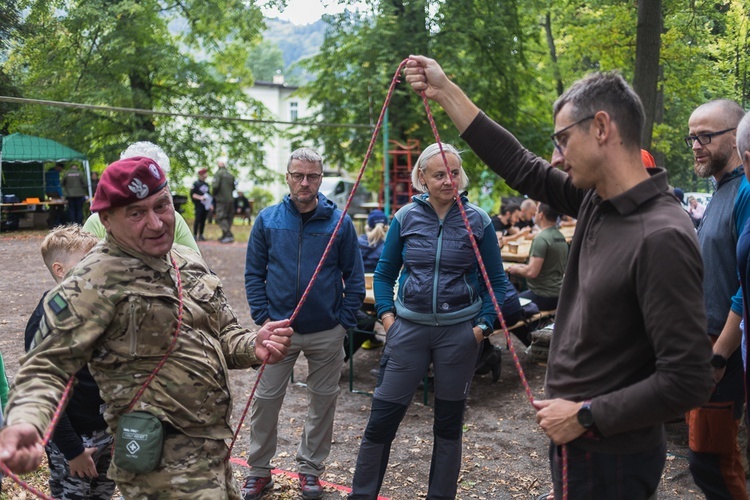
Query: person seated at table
491 203 528 243
513 198 538 238
559 214 577 227
506 203 568 311
345 209 389 359
235 191 253 224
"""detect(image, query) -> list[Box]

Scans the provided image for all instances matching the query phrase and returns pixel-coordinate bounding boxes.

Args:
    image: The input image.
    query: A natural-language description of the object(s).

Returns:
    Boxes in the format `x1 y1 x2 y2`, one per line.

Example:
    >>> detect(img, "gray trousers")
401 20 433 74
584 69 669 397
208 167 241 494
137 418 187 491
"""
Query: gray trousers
246 325 345 477
350 318 481 499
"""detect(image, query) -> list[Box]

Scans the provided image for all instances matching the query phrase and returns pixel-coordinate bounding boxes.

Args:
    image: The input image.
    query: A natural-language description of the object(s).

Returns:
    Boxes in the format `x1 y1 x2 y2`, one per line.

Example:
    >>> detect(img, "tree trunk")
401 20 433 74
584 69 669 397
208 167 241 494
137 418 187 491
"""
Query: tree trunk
543 11 564 97
633 0 662 151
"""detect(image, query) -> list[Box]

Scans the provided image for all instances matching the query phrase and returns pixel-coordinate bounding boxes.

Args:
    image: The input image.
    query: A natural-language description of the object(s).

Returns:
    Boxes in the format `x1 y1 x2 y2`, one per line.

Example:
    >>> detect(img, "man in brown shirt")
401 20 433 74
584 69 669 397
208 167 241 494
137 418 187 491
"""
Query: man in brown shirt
404 56 713 498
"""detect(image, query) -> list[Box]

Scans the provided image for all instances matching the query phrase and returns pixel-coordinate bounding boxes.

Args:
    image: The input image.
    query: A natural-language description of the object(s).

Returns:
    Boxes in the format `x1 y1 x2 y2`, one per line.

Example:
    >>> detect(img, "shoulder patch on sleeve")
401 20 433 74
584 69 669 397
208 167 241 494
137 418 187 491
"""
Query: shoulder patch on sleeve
49 293 70 318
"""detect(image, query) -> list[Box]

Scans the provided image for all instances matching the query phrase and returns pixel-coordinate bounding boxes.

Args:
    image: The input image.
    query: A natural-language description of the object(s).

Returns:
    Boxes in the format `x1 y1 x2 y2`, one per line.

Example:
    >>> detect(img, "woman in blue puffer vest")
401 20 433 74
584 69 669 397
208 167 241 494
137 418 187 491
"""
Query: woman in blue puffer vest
349 143 507 499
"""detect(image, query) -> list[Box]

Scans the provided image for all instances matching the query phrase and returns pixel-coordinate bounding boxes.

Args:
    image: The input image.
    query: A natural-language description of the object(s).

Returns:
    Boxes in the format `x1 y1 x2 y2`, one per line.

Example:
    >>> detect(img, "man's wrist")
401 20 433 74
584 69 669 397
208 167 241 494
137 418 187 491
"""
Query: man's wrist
710 353 728 369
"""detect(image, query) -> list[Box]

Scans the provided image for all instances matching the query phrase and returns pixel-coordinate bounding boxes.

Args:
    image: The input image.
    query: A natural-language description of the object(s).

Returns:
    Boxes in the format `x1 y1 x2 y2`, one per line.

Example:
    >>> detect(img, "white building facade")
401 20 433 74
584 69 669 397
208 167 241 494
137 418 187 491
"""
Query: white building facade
239 75 314 202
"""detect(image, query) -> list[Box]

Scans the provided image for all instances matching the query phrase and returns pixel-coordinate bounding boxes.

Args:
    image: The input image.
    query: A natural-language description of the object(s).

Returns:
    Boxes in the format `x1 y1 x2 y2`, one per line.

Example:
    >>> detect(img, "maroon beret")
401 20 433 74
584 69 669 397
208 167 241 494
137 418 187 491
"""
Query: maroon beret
198 168 208 175
91 156 168 212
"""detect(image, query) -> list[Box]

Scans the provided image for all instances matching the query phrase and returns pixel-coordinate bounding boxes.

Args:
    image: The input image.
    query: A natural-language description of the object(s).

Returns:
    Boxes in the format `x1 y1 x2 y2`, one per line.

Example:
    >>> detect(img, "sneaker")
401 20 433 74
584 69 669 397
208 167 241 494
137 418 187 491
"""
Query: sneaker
219 236 234 244
197 235 206 242
361 338 384 350
241 476 273 500
299 474 323 499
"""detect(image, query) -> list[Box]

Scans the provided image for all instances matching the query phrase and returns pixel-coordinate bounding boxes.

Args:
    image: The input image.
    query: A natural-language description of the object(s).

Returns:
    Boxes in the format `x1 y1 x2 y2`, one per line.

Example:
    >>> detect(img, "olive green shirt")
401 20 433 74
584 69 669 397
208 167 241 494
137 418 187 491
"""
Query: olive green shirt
212 168 235 203
526 226 569 298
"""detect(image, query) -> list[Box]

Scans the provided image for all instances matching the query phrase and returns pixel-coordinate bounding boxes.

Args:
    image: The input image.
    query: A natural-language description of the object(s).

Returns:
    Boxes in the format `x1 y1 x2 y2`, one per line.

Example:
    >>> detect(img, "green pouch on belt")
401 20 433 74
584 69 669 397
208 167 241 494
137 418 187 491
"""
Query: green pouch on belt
114 411 164 474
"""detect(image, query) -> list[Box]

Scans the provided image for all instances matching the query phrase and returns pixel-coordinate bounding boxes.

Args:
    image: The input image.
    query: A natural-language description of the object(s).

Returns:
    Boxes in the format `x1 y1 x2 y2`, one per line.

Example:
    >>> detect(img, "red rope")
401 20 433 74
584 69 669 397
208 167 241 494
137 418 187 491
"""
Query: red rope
4 256 183 499
0 376 77 500
225 361 266 461
10 60 563 499
418 75 568 500
225 60 411 460
126 255 183 412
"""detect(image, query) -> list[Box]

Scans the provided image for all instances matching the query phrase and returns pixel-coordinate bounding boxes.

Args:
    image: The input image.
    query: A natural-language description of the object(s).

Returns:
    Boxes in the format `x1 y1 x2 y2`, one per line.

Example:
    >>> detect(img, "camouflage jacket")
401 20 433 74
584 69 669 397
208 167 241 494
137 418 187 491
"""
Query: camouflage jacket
212 168 235 203
7 238 259 440
61 168 88 198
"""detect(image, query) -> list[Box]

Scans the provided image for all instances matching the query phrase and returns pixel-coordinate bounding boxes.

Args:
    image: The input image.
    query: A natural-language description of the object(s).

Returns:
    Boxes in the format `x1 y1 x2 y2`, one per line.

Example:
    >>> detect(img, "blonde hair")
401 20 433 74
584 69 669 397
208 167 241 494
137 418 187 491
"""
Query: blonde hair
411 143 469 193
366 222 388 247
41 224 99 275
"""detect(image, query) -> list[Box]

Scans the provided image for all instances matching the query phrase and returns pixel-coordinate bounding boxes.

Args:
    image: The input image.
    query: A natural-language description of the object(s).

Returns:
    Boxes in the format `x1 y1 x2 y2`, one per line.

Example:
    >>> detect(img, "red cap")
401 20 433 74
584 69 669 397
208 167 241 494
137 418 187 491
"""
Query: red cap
641 149 656 168
198 168 208 175
91 156 168 212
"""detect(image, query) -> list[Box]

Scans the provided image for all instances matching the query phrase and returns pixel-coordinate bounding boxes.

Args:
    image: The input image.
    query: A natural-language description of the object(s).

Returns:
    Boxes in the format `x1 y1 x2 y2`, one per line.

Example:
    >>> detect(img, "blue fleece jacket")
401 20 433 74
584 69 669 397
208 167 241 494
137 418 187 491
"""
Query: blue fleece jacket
245 193 365 334
697 167 750 334
374 193 506 327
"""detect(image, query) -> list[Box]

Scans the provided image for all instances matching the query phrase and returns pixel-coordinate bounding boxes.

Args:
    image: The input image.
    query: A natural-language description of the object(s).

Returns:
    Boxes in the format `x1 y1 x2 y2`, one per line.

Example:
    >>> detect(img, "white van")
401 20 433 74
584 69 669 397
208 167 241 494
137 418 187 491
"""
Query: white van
320 176 370 215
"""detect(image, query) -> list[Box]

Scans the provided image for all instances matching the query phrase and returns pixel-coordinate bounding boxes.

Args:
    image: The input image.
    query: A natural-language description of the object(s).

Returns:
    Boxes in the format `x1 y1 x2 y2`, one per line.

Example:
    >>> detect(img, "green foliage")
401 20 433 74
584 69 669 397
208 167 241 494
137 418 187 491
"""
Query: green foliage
301 0 750 198
2 0 274 184
0 0 22 133
247 186 275 212
246 40 285 82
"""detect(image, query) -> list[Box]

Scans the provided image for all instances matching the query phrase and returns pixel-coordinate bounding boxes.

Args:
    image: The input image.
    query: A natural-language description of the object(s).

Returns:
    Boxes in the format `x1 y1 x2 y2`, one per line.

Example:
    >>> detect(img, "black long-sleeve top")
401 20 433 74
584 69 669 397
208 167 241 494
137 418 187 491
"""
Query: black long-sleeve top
25 293 108 460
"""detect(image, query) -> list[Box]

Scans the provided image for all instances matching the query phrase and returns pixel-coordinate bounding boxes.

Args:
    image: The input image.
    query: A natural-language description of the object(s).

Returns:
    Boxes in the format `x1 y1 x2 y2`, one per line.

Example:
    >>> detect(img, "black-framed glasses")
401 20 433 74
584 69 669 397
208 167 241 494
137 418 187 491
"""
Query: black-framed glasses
683 127 736 148
550 115 596 154
287 171 323 183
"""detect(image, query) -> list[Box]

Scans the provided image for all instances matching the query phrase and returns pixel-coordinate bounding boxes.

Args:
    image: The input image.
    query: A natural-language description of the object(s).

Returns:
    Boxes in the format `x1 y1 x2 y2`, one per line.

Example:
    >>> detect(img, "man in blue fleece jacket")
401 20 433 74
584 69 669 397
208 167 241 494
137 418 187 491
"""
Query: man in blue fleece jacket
243 147 365 500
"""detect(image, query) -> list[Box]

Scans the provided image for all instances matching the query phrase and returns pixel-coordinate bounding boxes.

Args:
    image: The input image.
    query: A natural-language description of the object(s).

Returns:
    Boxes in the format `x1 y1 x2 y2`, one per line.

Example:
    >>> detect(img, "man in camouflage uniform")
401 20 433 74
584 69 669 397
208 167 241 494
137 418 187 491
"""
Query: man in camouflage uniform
0 156 293 499
61 163 89 225
213 159 236 244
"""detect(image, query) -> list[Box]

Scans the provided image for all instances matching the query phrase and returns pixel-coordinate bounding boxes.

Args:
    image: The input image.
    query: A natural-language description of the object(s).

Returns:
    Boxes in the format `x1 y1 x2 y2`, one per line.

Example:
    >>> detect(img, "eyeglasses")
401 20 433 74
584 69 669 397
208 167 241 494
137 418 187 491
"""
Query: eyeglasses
683 127 736 148
287 171 323 183
550 115 596 154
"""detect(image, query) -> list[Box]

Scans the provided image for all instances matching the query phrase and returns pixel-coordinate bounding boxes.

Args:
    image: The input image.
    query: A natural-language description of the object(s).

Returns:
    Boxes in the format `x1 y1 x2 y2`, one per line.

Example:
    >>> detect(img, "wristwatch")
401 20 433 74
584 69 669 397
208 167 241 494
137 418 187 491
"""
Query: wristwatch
577 400 595 429
476 320 492 338
710 353 728 369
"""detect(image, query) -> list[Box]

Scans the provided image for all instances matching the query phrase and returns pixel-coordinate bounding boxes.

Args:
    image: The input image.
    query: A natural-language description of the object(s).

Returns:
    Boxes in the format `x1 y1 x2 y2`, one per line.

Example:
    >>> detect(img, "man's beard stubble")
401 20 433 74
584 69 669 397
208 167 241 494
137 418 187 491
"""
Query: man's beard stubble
694 148 731 179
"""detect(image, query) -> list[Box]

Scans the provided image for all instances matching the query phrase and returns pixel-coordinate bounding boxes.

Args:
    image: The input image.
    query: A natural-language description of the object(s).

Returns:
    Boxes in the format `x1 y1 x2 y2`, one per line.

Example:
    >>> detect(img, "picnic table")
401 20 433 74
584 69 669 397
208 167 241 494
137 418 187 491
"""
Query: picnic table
559 225 575 242
501 240 532 263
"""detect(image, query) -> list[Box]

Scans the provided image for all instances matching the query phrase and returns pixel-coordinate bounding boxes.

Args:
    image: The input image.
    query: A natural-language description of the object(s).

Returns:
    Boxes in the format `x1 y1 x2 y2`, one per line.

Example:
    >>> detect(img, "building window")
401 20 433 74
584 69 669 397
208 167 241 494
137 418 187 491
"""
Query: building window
290 102 298 121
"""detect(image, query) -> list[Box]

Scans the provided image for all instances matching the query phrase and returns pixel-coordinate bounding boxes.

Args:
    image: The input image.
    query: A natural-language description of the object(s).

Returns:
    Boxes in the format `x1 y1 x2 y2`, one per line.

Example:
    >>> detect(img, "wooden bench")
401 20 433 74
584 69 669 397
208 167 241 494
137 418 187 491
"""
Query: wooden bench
489 309 556 337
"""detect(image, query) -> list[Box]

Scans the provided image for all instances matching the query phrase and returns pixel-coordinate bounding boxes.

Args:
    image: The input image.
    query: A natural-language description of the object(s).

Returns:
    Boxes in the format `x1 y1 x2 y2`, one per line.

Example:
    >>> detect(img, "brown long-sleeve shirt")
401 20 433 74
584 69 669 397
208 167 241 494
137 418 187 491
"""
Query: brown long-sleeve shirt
462 113 713 453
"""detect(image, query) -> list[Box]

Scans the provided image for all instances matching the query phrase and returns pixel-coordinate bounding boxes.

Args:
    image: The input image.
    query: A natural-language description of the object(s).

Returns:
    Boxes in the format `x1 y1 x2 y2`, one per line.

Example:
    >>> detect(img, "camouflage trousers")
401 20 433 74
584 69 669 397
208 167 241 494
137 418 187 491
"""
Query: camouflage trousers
46 428 115 500
111 433 241 499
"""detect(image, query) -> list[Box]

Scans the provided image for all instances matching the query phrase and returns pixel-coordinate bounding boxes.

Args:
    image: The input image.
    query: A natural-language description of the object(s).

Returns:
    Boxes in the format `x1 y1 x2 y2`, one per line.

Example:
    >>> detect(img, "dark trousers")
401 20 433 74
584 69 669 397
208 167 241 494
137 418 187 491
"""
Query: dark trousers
67 197 85 225
344 309 378 361
519 289 558 311
549 440 665 499
193 203 208 237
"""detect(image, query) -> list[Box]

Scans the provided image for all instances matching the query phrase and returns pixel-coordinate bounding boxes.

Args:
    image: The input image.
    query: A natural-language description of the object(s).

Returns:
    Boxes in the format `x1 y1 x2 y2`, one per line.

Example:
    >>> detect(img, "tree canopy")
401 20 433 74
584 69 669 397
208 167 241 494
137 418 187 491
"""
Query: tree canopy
2 0 750 199
301 0 750 202
2 0 279 184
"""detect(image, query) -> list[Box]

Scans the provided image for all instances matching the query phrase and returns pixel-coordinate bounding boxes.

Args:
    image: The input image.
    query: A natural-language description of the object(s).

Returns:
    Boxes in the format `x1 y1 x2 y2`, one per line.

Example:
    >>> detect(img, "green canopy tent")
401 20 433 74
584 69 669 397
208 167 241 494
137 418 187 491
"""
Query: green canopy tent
0 133 90 200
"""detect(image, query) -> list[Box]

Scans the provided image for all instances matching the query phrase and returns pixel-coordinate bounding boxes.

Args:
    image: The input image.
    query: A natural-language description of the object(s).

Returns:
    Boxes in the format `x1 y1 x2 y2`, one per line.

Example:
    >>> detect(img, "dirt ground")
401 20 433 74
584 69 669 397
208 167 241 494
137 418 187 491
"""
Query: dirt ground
0 232 709 499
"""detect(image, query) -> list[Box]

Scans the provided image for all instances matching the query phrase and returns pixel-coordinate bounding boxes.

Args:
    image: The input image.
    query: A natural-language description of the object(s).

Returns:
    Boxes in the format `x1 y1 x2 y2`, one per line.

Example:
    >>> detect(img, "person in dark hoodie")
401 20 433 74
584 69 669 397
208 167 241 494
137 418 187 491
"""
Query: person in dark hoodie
243 147 365 500
24 224 115 500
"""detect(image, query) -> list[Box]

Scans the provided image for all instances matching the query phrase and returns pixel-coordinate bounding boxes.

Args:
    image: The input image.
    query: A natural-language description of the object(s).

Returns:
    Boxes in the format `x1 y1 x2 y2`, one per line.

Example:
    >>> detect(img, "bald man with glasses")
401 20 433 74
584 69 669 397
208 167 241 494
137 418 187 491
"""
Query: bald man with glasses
685 99 750 500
